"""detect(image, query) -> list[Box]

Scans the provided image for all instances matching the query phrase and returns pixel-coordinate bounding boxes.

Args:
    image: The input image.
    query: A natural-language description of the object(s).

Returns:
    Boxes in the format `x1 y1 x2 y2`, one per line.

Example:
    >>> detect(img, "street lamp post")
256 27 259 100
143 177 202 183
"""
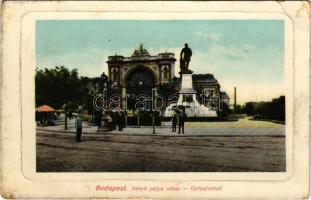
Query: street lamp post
152 88 157 134
99 73 108 130
100 73 113 131
107 80 113 111
152 110 155 134
62 103 68 130
122 96 128 127
101 72 108 114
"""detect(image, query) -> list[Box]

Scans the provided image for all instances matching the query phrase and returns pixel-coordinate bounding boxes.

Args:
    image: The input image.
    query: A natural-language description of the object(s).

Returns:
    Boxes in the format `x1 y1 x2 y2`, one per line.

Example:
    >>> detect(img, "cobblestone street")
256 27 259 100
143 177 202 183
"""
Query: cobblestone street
37 118 285 172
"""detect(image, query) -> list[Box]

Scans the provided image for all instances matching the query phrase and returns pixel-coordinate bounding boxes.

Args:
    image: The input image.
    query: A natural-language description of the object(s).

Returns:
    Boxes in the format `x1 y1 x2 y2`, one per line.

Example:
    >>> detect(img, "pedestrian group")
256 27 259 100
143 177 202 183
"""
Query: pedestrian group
171 107 186 134
74 107 186 143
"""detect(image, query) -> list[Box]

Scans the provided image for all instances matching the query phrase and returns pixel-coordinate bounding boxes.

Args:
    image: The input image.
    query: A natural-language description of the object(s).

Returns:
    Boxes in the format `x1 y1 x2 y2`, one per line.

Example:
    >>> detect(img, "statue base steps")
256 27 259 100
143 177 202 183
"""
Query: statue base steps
164 73 217 118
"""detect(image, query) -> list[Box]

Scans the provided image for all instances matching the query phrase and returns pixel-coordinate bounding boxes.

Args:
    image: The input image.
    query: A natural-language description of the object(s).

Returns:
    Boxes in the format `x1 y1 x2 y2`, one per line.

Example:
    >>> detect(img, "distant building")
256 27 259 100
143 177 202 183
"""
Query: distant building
107 44 176 90
192 74 229 111
106 44 229 111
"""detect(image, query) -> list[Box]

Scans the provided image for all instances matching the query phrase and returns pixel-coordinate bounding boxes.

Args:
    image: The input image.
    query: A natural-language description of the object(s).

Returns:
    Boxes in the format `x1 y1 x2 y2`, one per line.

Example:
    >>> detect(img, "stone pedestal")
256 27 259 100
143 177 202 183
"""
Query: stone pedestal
180 73 196 93
164 72 217 117
177 73 196 105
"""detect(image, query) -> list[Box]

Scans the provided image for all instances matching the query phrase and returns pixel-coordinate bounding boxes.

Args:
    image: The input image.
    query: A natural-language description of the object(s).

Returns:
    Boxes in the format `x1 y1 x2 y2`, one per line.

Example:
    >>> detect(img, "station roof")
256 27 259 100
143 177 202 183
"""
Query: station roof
192 74 218 84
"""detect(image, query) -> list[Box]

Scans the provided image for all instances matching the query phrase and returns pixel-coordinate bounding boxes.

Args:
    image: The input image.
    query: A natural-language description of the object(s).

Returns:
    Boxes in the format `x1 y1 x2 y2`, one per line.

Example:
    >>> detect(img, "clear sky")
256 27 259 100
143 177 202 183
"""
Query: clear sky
36 20 284 104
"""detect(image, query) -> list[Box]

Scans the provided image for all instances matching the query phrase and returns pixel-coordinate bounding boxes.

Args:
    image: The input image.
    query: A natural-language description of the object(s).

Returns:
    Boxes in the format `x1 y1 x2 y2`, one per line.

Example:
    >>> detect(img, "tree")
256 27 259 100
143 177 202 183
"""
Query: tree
35 66 86 110
243 96 285 122
158 83 178 109
244 102 255 115
232 104 244 114
36 66 103 128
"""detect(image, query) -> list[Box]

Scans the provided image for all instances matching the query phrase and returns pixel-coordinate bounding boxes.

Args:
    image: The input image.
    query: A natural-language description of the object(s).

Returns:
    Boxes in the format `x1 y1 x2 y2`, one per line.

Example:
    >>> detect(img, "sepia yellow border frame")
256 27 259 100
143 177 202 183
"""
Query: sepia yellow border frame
1 1 309 198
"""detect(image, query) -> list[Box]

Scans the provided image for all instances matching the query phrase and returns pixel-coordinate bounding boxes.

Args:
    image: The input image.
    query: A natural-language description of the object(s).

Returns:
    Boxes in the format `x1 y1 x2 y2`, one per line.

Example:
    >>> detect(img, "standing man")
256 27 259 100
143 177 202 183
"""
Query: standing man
120 111 125 131
178 107 186 134
68 111 73 120
172 113 177 132
75 115 82 142
106 113 113 131
96 111 102 130
116 110 121 131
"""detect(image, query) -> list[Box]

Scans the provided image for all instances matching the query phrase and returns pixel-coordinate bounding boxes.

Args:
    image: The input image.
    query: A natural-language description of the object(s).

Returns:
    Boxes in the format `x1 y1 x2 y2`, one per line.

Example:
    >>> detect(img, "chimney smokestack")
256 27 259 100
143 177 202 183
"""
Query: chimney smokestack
234 87 237 110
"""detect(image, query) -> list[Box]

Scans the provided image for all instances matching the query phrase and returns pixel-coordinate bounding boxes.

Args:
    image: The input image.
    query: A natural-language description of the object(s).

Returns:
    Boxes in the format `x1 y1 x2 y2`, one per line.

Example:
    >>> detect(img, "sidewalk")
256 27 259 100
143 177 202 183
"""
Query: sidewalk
37 117 285 137
39 117 98 133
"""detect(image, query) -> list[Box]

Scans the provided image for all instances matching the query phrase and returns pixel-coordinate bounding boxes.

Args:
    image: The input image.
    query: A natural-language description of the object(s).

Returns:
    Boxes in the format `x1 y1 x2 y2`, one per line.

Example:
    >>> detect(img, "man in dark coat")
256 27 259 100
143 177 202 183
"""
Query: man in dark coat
96 112 102 130
68 111 73 120
75 115 82 142
172 114 177 132
178 109 186 134
120 111 125 131
115 110 124 131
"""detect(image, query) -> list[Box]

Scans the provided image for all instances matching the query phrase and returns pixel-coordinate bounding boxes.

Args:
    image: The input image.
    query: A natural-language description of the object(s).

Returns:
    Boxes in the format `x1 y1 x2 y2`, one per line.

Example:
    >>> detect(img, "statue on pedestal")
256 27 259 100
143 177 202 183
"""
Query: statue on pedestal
164 43 218 118
180 43 193 74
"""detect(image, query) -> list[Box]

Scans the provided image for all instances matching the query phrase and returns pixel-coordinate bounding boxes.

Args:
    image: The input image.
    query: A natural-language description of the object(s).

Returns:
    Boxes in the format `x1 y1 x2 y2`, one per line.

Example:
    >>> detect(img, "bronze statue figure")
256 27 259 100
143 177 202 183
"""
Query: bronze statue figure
180 43 193 74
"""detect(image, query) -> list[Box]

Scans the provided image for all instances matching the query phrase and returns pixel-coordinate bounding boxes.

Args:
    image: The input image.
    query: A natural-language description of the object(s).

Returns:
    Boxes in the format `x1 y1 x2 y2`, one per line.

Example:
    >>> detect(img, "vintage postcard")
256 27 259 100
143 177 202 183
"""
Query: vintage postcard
1 1 310 199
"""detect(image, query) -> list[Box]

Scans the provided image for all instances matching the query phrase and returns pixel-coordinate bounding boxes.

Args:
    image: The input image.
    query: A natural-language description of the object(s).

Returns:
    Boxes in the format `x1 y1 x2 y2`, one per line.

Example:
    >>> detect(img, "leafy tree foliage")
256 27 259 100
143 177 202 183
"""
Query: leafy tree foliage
35 66 98 112
231 104 244 114
243 96 285 121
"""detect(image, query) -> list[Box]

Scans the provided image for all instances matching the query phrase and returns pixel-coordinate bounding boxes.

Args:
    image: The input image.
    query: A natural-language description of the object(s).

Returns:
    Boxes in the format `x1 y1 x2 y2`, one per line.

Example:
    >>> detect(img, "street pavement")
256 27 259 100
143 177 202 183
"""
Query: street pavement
36 117 285 172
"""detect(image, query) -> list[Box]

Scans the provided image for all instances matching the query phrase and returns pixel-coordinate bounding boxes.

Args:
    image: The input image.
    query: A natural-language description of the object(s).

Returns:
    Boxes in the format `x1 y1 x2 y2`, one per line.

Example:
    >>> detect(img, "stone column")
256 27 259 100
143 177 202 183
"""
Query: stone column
170 63 175 82
118 66 122 87
108 66 112 80
122 87 128 127
122 87 127 110
158 65 162 84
